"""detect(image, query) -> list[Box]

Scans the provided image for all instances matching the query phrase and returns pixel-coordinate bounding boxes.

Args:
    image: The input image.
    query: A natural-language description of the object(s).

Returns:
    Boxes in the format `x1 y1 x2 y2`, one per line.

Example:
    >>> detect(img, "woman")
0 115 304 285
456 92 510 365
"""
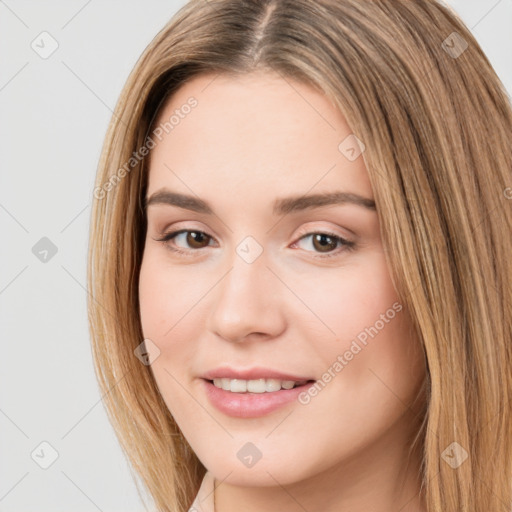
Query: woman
87 1 512 511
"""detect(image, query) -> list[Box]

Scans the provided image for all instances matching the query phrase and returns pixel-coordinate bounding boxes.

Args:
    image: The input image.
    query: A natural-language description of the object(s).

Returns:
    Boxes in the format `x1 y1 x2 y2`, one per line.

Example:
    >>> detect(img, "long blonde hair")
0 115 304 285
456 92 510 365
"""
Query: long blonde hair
87 1 512 510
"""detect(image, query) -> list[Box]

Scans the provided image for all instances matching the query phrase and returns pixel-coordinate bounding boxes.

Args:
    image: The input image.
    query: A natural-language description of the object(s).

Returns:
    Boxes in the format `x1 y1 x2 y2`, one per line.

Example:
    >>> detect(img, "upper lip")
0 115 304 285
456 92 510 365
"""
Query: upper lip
201 366 315 382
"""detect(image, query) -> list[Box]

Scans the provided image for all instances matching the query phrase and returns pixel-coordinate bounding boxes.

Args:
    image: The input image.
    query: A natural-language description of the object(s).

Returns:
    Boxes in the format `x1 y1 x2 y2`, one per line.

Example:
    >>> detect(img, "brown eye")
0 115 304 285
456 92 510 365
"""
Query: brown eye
184 231 211 249
293 231 356 259
155 229 214 253
311 233 338 253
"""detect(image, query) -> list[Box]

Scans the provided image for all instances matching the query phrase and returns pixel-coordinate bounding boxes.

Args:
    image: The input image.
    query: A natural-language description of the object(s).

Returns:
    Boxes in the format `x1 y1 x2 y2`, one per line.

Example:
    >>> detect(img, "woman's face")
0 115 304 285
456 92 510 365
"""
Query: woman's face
139 71 426 489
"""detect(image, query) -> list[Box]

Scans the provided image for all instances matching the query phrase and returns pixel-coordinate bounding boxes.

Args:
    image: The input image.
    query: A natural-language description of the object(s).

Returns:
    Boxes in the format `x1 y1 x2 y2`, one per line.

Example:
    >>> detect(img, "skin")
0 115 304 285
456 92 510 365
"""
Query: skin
138 70 427 512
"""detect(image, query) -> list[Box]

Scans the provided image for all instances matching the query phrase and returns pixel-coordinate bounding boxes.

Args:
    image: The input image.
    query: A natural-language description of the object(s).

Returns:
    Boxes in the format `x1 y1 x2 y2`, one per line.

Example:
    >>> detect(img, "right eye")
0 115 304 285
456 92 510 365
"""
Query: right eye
154 229 216 255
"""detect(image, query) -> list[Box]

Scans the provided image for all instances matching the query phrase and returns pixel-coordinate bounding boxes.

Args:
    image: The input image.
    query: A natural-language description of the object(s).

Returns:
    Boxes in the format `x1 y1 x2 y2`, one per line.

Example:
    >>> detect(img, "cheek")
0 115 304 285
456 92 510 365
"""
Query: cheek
138 254 166 337
289 253 401 346
138 256 201 420
138 250 203 340
293 253 423 395
138 253 197 380
337 256 423 384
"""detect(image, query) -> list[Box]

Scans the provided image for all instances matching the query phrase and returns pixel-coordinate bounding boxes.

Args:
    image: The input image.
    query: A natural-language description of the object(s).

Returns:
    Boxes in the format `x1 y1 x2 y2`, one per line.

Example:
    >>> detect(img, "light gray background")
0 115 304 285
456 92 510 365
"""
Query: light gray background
1 1 510 511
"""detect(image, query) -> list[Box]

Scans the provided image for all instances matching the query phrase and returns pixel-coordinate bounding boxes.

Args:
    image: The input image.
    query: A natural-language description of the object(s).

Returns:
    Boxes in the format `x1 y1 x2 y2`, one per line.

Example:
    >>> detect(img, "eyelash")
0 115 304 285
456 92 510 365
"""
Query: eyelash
154 228 356 259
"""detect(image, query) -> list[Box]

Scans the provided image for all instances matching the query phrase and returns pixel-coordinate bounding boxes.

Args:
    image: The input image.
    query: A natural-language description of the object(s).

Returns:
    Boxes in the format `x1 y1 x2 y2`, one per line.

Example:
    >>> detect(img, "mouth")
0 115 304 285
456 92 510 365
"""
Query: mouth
201 378 317 418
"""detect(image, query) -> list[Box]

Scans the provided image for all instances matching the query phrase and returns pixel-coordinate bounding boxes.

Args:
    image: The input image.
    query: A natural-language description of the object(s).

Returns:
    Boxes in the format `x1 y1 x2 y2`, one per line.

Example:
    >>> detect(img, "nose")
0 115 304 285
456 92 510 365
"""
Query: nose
207 247 286 344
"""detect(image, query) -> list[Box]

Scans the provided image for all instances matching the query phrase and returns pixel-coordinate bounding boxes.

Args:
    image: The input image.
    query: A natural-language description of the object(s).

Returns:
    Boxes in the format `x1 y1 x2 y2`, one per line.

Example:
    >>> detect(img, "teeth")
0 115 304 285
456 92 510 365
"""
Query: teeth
231 379 247 392
212 378 307 393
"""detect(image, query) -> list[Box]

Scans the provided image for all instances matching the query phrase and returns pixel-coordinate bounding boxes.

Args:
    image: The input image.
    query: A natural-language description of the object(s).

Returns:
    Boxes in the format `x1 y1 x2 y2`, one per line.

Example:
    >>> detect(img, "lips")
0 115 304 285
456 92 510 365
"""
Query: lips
201 379 316 418
201 365 315 382
199 366 317 417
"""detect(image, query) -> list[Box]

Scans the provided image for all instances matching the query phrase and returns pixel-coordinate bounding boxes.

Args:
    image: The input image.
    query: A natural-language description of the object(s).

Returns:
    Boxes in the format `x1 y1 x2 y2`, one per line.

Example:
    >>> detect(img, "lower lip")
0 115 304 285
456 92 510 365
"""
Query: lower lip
201 379 315 418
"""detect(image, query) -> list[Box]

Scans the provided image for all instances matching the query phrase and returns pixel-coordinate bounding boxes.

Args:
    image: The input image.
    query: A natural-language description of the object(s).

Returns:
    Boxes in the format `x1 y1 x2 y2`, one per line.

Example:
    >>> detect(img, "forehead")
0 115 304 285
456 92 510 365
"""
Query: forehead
146 71 373 206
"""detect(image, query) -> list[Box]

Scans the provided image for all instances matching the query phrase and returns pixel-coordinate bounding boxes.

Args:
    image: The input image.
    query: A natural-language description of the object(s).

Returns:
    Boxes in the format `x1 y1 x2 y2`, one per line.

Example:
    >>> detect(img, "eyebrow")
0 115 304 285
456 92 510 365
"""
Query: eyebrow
144 188 376 215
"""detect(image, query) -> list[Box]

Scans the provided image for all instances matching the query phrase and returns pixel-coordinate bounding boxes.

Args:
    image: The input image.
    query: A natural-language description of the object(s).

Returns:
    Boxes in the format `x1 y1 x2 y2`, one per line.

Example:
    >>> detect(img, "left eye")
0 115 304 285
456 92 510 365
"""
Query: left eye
155 229 355 258
292 232 355 257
